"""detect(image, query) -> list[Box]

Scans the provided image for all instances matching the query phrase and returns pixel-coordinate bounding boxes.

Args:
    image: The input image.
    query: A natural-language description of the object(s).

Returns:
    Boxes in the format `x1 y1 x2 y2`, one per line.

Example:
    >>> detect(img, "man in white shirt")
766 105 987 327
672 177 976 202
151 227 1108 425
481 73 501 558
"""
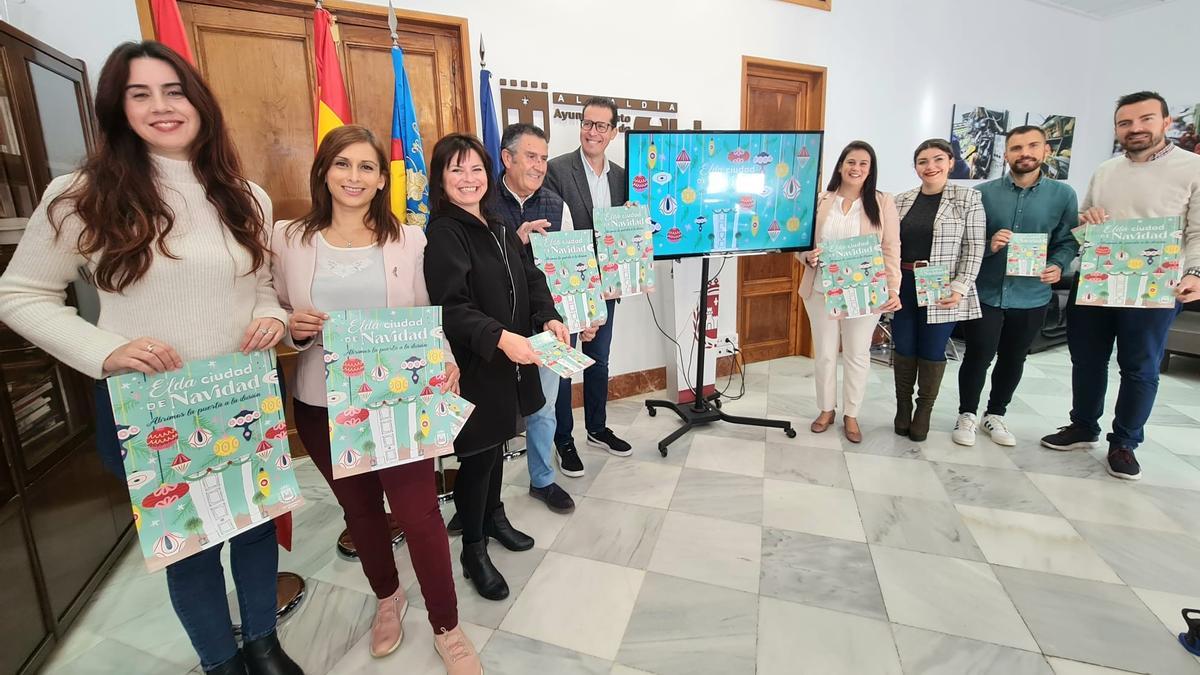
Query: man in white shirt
1041 91 1200 480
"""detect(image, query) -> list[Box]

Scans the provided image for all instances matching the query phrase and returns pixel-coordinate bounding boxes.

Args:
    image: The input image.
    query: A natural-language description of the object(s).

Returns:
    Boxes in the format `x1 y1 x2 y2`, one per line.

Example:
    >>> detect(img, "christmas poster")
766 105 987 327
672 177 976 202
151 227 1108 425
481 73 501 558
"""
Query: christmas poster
914 265 950 307
107 351 304 572
322 307 471 479
1076 217 1183 308
818 234 888 319
1006 233 1048 277
530 230 607 333
593 205 656 299
530 330 595 378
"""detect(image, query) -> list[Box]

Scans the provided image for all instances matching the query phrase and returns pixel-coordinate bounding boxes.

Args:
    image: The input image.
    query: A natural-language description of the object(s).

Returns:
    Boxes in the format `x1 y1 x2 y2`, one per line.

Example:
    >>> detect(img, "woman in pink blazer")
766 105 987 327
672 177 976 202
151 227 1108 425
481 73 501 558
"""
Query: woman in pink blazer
270 125 481 673
796 141 901 442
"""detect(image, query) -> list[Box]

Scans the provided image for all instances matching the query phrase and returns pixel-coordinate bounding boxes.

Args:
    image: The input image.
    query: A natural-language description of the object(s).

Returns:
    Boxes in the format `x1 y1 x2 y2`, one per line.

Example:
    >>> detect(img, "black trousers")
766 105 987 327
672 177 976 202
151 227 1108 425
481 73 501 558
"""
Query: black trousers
958 302 1048 416
454 444 504 544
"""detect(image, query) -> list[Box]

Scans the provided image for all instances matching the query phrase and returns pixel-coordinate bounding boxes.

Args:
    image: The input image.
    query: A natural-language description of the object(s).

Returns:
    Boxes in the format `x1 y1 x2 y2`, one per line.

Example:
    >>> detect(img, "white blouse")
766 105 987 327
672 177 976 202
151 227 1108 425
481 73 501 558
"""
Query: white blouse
820 196 863 243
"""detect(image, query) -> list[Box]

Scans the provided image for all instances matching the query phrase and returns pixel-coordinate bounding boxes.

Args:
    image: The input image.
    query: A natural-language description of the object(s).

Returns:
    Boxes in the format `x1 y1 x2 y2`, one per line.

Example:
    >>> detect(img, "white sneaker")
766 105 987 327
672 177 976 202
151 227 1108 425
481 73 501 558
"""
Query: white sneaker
981 414 1016 446
952 413 977 446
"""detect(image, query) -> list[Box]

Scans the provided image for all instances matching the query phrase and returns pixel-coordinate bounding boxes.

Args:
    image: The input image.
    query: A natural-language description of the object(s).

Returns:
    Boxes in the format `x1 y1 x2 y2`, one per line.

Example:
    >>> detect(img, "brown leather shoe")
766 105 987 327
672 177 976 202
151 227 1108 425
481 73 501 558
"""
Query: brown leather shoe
842 416 862 444
810 410 835 433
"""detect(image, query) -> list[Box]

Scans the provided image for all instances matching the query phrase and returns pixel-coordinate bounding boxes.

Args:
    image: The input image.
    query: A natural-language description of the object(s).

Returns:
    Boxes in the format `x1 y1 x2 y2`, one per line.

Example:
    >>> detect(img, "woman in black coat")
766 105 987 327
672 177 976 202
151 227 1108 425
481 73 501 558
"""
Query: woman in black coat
424 133 567 601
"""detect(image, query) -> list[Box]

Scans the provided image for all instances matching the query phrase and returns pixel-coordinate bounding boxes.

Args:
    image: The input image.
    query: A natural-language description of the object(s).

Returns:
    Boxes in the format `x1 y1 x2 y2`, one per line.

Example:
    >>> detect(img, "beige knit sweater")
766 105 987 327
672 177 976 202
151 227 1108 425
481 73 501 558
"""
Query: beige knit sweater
0 154 287 379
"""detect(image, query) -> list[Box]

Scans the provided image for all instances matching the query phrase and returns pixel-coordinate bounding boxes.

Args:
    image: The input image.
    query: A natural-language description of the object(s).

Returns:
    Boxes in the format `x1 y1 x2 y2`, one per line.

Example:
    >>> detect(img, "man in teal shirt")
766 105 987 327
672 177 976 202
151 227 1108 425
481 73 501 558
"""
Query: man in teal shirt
952 125 1079 447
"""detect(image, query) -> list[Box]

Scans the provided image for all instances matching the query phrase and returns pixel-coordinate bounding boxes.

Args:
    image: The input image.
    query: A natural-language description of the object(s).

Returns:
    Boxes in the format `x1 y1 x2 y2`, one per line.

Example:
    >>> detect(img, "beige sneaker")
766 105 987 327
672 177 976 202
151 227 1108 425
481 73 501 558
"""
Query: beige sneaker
434 624 483 674
369 588 408 658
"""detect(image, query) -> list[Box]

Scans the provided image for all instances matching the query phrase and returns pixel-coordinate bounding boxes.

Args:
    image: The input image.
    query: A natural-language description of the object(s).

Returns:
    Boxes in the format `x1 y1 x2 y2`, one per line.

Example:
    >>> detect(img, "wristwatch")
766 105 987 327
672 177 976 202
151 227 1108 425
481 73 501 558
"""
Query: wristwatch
1186 266 1200 279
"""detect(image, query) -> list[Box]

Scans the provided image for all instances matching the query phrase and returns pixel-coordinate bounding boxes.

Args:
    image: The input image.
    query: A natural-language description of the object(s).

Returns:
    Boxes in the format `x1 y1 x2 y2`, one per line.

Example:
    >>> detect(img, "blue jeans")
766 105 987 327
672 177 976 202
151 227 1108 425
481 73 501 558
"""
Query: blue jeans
555 299 616 445
1067 298 1181 451
526 365 561 488
892 269 957 362
95 382 280 670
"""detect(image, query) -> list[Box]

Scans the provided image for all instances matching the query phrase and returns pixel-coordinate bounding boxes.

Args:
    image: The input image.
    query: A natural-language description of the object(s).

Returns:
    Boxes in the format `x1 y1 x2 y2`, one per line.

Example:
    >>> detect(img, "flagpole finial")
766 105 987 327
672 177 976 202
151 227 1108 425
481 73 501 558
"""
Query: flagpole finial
479 36 486 68
387 0 399 46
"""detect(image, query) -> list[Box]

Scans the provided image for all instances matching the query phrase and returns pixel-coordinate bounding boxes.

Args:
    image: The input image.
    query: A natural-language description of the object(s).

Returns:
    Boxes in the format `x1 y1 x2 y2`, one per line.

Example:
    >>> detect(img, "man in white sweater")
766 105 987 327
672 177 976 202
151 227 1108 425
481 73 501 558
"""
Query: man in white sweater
1041 91 1200 480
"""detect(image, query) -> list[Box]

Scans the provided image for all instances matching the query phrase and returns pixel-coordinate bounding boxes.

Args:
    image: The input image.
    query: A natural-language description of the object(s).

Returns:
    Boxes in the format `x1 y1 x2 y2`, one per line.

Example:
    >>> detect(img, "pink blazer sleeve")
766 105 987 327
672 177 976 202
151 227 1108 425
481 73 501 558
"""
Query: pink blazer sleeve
878 193 901 293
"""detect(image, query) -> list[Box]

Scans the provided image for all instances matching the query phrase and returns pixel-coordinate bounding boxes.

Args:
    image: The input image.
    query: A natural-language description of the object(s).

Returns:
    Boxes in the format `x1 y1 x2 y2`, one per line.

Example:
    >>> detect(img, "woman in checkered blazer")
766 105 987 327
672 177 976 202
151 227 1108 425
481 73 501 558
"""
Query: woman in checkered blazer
891 139 985 442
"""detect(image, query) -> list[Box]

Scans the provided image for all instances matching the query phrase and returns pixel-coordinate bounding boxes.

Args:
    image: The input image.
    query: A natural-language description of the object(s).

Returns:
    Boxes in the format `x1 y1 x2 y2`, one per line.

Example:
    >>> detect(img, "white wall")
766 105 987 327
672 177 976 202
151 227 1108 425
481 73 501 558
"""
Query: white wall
1083 1 1199 165
2 0 142 87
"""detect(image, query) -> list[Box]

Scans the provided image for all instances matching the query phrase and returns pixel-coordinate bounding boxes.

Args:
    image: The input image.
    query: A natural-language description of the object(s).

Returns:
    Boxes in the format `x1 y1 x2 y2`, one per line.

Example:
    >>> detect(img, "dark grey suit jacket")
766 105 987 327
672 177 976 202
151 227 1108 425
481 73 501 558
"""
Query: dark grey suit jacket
545 147 628 231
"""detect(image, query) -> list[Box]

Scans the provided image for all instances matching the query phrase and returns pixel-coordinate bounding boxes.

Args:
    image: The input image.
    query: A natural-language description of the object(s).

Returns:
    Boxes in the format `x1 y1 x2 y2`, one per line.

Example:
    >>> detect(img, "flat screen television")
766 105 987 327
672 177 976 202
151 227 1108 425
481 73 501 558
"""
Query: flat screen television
626 130 823 260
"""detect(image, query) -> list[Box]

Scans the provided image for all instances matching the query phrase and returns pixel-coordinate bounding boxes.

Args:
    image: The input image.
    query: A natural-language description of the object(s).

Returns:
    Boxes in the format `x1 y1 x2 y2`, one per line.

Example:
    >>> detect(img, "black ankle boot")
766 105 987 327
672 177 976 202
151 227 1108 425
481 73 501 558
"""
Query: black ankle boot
242 632 303 675
206 652 248 675
461 539 509 600
484 503 534 551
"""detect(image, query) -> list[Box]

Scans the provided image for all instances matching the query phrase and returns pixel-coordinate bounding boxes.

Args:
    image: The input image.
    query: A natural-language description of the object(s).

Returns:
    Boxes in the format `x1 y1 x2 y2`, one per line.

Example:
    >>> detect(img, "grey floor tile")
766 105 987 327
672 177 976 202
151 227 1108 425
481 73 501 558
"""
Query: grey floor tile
760 528 887 620
616 572 757 675
995 566 1200 674
763 441 852 488
857 493 984 560
932 462 1060 516
892 624 1054 675
669 467 763 524
551 498 664 568
1073 521 1200 596
480 631 611 675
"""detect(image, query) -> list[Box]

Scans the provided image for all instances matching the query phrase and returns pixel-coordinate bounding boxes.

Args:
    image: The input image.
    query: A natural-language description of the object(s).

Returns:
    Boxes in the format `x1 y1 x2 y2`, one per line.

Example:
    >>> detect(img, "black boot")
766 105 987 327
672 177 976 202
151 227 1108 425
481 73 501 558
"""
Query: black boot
893 355 918 436
909 359 946 442
205 652 248 675
461 539 509 600
242 632 303 675
484 503 534 551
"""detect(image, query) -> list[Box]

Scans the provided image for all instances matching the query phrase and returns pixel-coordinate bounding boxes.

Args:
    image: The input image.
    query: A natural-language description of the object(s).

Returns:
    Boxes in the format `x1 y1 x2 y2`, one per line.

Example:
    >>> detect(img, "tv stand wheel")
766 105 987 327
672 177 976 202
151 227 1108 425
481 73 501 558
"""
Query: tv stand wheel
785 427 797 438
647 407 657 417
713 398 722 409
658 443 668 457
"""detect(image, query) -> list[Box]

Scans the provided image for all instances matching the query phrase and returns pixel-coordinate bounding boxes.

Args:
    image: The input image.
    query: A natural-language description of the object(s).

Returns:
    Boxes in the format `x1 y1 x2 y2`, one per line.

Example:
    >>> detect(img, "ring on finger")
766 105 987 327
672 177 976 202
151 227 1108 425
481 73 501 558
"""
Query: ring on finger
145 344 156 353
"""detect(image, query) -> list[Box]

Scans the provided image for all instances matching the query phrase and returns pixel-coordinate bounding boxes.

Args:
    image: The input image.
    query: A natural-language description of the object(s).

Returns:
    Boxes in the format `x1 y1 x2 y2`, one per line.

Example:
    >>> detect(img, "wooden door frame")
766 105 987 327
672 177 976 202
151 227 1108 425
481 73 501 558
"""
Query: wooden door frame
738 55 826 359
133 0 477 133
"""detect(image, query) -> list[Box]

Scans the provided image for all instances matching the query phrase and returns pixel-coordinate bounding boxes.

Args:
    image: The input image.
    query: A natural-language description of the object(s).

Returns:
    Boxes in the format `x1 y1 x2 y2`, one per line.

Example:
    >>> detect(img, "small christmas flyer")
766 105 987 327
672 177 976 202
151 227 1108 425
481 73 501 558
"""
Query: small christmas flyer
818 234 888 319
530 230 608 333
322 307 471 479
107 350 304 572
529 330 595 378
1006 233 1048 277
594 205 657 299
914 265 950 307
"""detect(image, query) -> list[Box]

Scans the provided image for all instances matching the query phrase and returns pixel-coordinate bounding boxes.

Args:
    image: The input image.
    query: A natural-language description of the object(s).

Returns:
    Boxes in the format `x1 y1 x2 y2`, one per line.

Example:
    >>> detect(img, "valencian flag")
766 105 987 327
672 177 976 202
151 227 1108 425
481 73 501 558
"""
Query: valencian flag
313 5 352 147
151 0 195 64
389 44 430 227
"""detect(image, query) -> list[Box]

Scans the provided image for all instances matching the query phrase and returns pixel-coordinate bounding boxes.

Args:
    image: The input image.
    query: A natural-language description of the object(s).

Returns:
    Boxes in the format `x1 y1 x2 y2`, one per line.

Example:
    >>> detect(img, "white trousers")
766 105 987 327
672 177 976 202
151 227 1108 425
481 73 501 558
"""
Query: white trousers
802 289 880 417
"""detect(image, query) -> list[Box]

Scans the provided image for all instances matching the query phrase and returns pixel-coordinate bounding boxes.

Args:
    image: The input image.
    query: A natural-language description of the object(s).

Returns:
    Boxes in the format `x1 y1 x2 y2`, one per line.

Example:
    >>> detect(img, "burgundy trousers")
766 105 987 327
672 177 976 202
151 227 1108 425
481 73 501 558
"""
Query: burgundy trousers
294 399 458 631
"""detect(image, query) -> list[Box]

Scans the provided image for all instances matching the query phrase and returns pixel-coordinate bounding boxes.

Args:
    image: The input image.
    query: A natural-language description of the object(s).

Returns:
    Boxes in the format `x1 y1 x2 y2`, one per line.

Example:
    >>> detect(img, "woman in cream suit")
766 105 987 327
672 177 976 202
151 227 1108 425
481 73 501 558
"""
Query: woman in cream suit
797 141 901 443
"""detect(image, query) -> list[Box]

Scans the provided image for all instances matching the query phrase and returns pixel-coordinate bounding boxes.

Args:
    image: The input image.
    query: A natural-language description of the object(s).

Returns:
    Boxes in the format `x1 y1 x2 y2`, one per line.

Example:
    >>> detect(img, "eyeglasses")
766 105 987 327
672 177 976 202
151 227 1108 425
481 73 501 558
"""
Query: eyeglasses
581 120 614 133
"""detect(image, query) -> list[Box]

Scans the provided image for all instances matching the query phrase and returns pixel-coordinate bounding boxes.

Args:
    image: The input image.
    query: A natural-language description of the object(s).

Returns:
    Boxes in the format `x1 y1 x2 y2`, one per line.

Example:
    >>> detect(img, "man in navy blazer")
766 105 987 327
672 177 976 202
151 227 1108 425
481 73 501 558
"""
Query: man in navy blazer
544 97 632 475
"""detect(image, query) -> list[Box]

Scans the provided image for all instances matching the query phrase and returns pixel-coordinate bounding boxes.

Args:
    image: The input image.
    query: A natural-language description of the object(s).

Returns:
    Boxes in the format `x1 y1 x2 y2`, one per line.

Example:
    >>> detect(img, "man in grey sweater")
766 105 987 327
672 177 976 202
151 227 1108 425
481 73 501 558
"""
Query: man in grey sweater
1041 91 1200 480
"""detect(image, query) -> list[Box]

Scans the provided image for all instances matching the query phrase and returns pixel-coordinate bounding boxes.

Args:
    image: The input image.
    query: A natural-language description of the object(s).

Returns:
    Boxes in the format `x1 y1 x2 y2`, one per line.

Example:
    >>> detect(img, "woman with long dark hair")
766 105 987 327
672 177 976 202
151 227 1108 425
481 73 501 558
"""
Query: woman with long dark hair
0 42 299 674
271 124 480 673
796 141 901 443
423 134 567 601
892 138 985 441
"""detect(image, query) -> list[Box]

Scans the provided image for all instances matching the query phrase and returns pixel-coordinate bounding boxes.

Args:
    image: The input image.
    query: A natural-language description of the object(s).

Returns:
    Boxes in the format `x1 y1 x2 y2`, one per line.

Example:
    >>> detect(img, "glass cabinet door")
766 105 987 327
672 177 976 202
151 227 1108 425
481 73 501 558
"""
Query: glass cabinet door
0 47 90 481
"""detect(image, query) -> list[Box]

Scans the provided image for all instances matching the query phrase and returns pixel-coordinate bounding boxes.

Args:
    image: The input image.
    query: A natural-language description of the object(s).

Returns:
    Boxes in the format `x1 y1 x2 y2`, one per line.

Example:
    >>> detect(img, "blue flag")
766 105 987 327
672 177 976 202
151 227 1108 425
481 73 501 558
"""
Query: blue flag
479 68 503 178
390 45 429 227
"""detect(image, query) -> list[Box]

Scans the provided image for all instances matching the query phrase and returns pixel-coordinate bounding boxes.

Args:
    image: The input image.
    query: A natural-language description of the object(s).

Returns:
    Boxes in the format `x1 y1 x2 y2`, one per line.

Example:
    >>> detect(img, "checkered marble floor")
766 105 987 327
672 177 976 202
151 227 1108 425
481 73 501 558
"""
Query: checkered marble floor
42 346 1200 675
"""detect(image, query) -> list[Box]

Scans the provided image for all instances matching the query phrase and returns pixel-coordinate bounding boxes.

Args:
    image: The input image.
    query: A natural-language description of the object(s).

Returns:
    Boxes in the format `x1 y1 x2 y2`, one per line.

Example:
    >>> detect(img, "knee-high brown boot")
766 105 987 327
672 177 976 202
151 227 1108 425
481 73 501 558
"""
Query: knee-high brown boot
909 359 947 442
893 355 918 436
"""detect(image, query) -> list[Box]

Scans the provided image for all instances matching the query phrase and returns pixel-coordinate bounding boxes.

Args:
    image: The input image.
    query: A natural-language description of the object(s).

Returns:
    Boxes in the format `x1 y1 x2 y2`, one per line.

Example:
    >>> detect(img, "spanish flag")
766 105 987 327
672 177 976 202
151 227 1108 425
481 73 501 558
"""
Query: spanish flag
151 0 195 64
313 6 351 147
389 44 429 227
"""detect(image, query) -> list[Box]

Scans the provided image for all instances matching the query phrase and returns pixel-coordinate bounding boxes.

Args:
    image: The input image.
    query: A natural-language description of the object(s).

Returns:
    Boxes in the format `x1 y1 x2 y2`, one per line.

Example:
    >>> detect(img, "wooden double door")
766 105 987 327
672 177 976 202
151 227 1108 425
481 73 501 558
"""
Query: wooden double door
736 57 826 361
157 0 476 220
